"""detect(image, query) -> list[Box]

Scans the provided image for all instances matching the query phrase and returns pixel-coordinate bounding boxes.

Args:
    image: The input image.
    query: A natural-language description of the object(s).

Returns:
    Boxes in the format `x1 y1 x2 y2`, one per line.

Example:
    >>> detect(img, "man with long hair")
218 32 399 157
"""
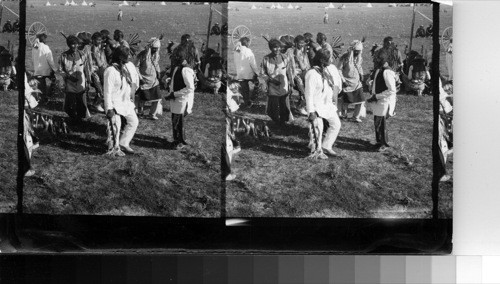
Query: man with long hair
304 49 342 157
103 46 140 155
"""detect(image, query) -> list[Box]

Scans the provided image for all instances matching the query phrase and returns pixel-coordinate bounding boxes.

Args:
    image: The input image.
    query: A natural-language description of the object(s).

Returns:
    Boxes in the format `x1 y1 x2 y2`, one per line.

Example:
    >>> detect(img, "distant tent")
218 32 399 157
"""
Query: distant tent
270 3 276 9
204 2 209 4
410 3 414 6
64 0 70 5
81 0 87 6
328 3 335 8
135 1 139 5
295 5 299 9
339 4 346 9
366 3 372 7
259 6 262 9
276 3 283 9
251 4 256 9
45 1 51 6
388 3 397 7
161 2 166 5
120 0 128 5
70 0 77 6
287 3 293 9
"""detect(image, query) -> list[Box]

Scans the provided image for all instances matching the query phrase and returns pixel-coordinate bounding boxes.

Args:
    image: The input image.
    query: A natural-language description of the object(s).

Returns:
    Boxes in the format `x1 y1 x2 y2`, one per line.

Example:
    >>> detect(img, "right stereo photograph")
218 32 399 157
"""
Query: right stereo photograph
224 2 453 219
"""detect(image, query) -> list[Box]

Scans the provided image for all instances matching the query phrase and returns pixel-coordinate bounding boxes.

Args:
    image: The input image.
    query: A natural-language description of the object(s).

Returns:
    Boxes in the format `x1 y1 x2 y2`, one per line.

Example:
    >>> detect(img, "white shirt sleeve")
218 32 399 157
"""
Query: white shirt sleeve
249 51 259 76
43 46 57 73
174 67 195 98
305 70 320 114
103 67 116 111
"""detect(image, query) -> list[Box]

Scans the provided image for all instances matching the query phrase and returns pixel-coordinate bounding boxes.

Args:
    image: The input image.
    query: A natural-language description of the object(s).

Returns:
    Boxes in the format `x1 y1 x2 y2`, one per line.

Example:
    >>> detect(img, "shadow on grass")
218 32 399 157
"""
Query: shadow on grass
335 136 380 153
132 133 169 150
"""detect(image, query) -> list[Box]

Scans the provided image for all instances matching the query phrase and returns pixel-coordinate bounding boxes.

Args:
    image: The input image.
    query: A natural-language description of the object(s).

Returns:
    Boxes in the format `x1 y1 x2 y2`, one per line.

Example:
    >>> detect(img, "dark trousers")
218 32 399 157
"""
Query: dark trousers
239 80 251 104
267 95 290 124
64 91 89 120
374 115 389 146
34 76 49 101
171 113 186 144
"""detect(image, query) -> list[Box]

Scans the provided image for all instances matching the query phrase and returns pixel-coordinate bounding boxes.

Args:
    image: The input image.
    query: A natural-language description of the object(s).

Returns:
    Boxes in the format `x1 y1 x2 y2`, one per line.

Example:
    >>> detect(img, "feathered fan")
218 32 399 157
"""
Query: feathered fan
127 33 141 56
331 35 344 59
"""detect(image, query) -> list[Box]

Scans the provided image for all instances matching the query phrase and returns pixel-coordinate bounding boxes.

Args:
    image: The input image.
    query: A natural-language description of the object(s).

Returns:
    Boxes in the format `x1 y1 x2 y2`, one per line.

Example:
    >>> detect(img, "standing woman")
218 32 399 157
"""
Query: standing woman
367 61 398 151
260 38 293 125
136 37 162 120
164 48 196 150
103 46 140 154
59 35 91 123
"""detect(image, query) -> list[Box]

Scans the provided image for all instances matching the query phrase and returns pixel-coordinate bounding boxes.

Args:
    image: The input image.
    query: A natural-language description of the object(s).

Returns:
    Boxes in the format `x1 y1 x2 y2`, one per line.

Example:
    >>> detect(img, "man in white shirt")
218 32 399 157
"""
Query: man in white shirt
305 49 342 156
367 61 398 151
32 33 57 103
103 46 140 154
233 37 259 107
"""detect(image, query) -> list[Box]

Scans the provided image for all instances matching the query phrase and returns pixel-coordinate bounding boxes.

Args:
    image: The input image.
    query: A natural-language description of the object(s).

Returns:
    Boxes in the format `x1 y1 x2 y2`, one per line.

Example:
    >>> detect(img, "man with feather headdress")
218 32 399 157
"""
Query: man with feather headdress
135 37 162 120
337 40 366 122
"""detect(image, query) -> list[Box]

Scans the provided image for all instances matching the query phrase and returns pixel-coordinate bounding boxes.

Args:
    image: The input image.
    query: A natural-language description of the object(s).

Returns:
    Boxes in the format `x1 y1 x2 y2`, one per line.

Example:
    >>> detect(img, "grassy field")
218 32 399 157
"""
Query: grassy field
226 2 453 218
0 2 20 213
16 0 224 216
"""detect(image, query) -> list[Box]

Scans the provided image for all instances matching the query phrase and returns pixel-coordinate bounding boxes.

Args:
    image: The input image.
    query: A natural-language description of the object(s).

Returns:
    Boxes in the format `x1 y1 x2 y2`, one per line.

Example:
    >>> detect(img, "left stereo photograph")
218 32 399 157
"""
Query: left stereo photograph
13 0 226 216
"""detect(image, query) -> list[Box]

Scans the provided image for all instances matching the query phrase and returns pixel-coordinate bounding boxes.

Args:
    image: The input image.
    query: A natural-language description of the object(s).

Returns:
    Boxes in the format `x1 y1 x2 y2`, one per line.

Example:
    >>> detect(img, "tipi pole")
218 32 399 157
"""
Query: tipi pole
206 2 213 50
0 4 4 28
409 4 416 53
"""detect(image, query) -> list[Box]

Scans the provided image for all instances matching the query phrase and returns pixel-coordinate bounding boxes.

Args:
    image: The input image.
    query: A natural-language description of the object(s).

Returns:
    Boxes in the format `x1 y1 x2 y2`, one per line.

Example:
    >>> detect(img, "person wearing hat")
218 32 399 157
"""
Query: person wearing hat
337 40 366 122
260 38 293 125
416 25 426 38
32 33 58 104
366 60 398 151
135 37 162 120
210 23 221 36
373 36 403 72
103 46 140 154
2 20 13 33
59 35 92 123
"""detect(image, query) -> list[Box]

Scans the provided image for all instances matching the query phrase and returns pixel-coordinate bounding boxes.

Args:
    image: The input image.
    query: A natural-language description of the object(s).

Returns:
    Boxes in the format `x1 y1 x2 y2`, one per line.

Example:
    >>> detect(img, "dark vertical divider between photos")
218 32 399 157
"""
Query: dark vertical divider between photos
17 0 26 214
431 2 440 219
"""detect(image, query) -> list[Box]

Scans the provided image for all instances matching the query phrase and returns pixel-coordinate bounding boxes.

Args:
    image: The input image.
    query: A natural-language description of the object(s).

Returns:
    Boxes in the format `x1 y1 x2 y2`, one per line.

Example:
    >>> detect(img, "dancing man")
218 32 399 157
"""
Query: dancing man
304 49 342 157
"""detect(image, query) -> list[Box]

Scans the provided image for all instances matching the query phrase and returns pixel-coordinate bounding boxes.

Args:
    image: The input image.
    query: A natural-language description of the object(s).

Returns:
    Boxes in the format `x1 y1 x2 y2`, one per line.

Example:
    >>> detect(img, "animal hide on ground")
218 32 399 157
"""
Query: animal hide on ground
308 117 328 159
105 115 125 156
